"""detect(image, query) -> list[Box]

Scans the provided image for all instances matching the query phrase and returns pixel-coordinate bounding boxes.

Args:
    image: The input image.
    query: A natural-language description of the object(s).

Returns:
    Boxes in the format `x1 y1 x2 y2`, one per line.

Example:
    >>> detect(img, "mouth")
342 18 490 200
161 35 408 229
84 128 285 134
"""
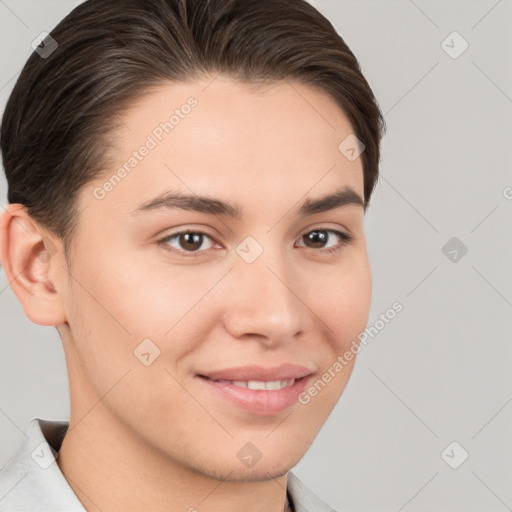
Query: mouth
195 364 315 416
197 363 314 382
206 378 297 391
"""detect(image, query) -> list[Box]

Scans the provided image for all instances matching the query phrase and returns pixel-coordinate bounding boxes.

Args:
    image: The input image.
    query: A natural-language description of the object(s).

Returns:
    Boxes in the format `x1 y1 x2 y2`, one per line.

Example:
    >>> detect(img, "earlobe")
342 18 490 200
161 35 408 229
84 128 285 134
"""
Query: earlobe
0 204 67 326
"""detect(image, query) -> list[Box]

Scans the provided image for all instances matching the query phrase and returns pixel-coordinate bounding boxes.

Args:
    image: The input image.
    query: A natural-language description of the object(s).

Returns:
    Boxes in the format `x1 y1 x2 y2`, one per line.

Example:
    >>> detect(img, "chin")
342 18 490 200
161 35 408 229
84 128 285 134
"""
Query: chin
213 462 293 483
188 448 301 482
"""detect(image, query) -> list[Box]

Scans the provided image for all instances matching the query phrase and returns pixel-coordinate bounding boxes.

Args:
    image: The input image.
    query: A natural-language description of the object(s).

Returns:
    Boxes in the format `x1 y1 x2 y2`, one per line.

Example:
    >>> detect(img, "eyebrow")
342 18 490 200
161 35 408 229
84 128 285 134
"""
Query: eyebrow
131 186 364 218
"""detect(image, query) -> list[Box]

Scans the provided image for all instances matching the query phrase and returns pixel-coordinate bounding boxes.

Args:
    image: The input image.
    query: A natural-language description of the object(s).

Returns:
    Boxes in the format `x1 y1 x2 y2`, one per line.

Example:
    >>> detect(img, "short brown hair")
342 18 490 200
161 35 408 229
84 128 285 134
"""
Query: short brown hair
1 0 385 261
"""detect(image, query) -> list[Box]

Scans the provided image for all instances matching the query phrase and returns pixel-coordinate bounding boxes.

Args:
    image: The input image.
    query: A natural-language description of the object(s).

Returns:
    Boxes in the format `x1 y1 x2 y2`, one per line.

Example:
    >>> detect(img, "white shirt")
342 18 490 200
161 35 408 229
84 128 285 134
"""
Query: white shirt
0 418 337 511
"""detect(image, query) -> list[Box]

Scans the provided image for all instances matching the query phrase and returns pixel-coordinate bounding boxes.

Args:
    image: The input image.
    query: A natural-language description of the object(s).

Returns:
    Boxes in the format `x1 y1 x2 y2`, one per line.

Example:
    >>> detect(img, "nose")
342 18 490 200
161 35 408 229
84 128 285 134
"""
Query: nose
221 253 307 347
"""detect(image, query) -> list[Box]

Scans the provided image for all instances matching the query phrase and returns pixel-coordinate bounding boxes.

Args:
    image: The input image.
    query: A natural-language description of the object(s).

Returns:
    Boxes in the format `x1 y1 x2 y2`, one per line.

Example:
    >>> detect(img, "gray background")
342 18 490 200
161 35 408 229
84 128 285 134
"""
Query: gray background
1 1 511 511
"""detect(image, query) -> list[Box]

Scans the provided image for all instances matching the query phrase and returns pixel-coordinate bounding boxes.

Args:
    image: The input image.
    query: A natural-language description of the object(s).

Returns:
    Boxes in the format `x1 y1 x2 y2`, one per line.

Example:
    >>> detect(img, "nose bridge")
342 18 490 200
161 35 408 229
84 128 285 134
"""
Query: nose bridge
222 244 304 341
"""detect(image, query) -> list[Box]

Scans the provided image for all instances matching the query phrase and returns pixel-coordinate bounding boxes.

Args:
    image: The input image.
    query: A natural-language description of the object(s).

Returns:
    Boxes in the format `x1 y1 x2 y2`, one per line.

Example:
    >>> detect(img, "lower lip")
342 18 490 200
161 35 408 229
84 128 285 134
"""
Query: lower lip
196 375 313 416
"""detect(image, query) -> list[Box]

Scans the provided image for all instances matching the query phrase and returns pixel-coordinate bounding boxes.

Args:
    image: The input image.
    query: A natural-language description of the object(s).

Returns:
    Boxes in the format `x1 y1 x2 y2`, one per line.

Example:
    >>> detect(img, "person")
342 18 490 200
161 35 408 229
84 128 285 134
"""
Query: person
0 0 385 510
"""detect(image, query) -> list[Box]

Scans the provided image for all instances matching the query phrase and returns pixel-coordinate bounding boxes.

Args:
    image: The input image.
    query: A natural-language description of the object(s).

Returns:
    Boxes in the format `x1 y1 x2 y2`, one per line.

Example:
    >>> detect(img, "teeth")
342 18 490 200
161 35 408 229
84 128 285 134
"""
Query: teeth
229 379 296 390
248 380 267 390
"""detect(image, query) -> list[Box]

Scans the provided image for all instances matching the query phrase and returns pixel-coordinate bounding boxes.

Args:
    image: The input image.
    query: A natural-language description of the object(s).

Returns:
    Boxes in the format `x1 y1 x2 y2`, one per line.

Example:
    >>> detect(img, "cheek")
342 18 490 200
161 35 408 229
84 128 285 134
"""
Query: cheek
297 259 371 423
108 253 225 327
67 252 222 371
312 251 372 348
64 256 200 421
64 267 138 392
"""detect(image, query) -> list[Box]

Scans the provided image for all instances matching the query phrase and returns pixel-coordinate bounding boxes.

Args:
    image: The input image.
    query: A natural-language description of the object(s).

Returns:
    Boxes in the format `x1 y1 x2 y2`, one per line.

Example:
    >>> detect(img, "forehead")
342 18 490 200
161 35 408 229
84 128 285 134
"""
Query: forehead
81 77 364 219
115 76 357 150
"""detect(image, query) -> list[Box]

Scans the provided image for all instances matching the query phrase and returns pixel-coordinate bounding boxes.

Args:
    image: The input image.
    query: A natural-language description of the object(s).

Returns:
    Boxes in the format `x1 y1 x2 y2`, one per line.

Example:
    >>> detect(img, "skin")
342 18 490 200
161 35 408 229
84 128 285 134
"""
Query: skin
0 76 372 512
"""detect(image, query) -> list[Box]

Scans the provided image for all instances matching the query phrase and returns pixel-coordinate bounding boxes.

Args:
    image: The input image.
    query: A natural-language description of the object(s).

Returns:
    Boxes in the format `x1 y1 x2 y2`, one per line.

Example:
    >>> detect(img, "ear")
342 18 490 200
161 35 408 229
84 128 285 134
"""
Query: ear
0 204 67 326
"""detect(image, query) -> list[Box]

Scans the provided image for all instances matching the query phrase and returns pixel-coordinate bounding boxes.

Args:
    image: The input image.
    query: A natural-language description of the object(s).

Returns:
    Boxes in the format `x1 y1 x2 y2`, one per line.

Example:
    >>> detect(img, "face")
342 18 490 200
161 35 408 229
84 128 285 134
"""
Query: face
56 76 372 481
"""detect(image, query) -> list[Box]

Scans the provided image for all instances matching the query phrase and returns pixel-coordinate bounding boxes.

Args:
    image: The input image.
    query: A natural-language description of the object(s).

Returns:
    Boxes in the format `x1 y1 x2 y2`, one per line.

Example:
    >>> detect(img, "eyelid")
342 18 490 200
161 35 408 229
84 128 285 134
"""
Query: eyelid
156 229 221 257
156 226 353 257
294 228 353 251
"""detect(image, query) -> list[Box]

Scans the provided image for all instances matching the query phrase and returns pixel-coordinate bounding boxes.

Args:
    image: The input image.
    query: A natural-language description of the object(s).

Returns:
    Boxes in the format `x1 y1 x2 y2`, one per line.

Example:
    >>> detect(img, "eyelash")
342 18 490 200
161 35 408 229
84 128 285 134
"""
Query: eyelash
156 228 354 258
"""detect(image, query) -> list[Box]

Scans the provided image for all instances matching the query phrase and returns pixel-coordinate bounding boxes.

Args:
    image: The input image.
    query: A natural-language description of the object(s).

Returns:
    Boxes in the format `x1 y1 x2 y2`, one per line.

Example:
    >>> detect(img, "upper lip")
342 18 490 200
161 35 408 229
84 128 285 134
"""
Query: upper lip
198 364 315 382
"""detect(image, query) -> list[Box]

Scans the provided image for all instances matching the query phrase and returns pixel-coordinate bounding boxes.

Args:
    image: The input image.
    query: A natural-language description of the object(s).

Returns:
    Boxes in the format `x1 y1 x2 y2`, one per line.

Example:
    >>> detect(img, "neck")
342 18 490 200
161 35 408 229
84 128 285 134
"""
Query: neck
57 400 290 512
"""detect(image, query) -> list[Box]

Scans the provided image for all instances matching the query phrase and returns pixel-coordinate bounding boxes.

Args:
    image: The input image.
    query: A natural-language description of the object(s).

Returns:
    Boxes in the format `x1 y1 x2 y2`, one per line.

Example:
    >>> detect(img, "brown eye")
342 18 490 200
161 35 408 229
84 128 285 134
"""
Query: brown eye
178 232 204 251
297 229 353 253
159 231 216 254
303 230 329 249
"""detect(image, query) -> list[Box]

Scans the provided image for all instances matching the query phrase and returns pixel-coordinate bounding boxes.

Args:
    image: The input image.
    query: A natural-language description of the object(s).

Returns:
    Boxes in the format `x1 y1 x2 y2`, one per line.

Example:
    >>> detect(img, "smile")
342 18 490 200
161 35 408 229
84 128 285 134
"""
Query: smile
197 374 313 416
212 378 296 390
